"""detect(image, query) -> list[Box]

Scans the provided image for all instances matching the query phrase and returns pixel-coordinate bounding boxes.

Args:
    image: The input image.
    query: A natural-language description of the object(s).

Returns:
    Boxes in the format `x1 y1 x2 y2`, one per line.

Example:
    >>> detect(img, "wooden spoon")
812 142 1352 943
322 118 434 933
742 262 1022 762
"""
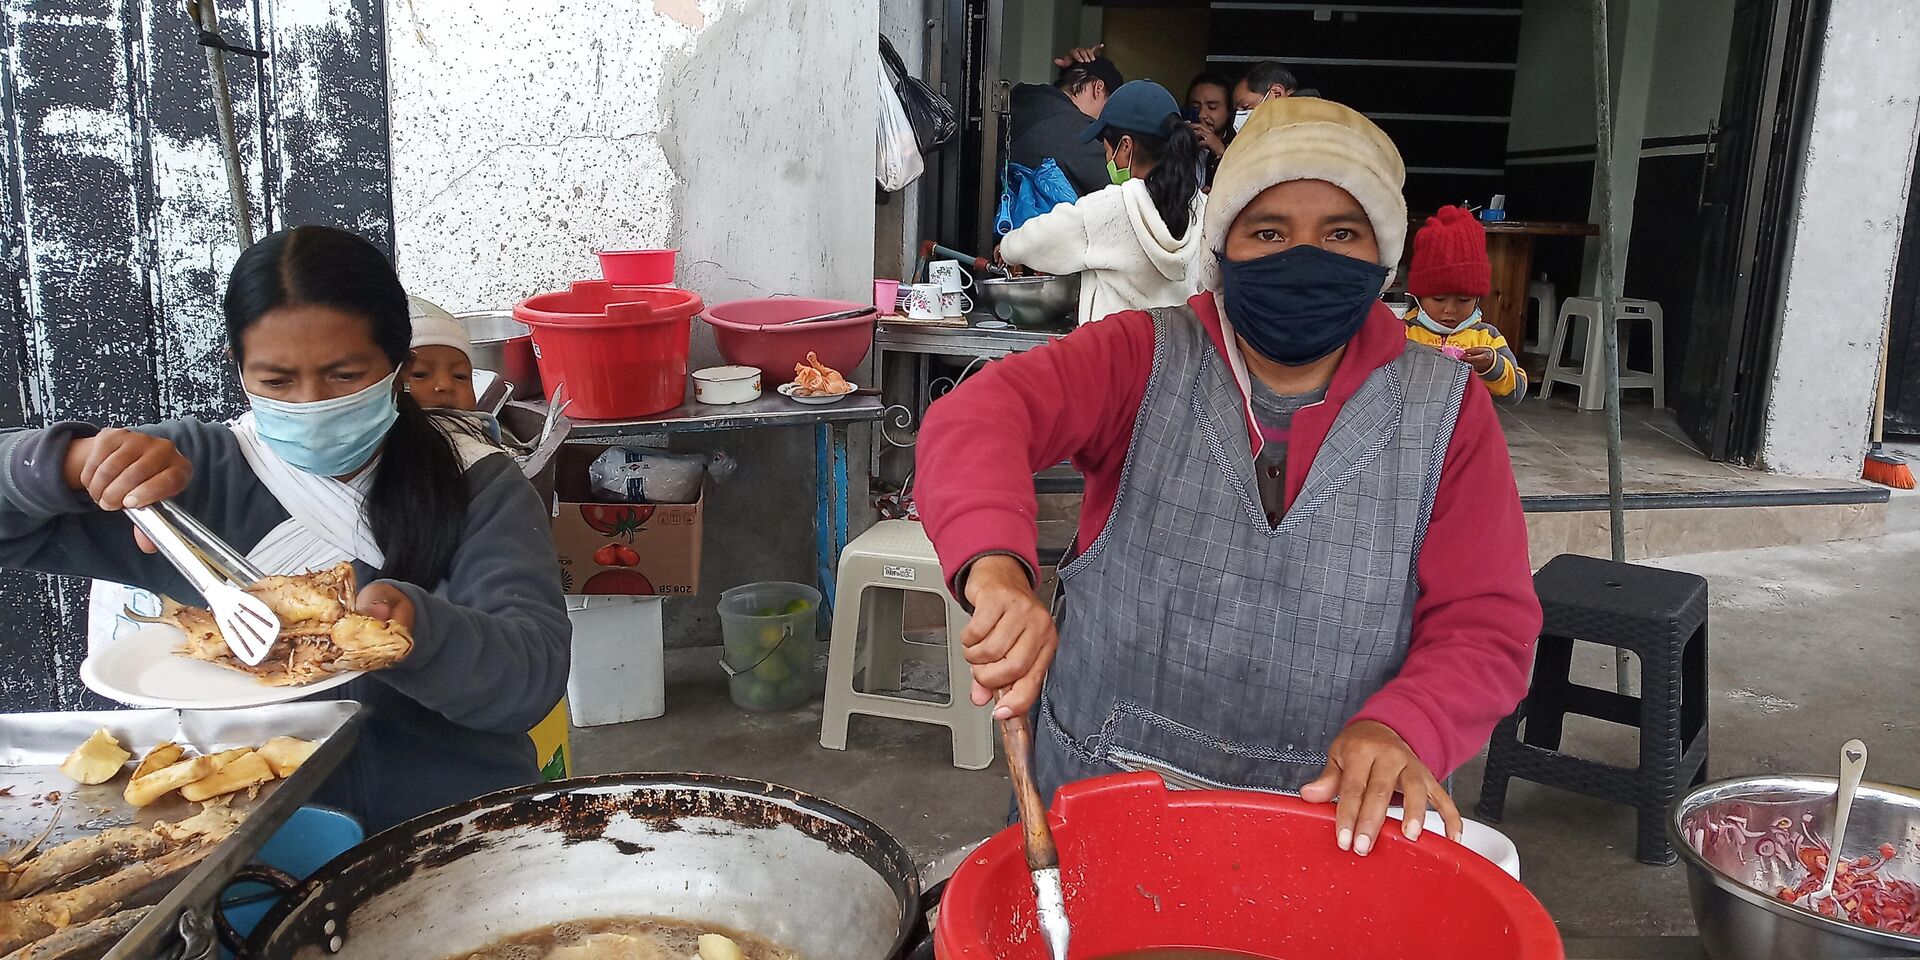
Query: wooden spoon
1000 712 1070 960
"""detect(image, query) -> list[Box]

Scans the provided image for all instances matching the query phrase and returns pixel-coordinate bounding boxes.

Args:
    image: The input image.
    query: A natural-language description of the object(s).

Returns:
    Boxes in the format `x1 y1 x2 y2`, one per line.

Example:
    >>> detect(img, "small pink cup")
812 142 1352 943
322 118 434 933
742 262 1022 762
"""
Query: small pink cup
874 278 902 315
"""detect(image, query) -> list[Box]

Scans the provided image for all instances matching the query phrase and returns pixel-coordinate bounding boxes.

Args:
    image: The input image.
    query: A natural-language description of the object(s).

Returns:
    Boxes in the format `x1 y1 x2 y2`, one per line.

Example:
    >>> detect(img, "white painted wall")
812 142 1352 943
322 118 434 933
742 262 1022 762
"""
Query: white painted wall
384 0 880 644
1761 0 1920 478
1507 0 1732 153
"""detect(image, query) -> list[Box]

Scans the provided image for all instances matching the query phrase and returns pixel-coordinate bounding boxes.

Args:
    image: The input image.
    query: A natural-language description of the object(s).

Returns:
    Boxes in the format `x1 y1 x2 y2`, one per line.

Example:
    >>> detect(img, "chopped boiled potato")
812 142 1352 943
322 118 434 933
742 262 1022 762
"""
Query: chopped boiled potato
180 750 274 802
59 728 131 785
129 741 185 781
256 737 319 778
697 934 746 960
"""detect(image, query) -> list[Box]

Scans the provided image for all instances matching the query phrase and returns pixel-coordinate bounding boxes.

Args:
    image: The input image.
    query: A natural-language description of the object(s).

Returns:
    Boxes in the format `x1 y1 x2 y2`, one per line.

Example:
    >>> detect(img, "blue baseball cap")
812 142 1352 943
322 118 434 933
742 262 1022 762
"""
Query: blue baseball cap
1080 80 1181 142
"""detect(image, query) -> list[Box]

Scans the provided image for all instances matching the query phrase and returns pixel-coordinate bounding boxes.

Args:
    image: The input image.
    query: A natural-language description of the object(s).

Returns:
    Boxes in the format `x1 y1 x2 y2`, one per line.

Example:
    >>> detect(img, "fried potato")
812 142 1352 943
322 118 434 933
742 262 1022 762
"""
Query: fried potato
129 742 184 781
124 755 220 808
256 737 319 778
179 751 273 803
59 729 130 785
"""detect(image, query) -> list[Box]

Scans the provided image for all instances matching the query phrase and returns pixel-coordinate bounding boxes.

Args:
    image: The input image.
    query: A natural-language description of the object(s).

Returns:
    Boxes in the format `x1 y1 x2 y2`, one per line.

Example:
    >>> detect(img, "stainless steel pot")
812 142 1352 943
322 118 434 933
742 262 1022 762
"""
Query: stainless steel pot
975 275 1079 328
1672 774 1920 959
456 310 541 400
242 773 922 960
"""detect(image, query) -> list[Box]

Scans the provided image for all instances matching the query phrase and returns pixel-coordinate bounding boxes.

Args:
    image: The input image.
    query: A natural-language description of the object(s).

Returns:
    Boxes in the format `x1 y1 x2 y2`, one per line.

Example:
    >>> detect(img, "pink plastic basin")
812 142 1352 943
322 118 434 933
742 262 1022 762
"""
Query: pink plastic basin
702 298 875 381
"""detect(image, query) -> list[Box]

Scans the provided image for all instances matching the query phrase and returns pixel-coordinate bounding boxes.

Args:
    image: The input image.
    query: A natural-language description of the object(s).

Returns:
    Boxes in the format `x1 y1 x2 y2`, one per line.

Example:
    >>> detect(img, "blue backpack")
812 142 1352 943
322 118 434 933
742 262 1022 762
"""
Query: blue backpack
996 158 1080 236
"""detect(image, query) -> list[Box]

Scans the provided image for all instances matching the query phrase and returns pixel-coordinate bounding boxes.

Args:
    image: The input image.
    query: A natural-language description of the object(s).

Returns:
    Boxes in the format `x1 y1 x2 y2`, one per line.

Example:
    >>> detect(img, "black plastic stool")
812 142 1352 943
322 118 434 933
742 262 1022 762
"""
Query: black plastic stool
1476 554 1710 864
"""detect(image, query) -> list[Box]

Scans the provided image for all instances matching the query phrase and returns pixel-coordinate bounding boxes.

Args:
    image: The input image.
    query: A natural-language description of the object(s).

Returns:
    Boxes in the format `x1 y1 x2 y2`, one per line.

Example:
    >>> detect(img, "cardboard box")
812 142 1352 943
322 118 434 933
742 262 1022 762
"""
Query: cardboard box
549 444 703 596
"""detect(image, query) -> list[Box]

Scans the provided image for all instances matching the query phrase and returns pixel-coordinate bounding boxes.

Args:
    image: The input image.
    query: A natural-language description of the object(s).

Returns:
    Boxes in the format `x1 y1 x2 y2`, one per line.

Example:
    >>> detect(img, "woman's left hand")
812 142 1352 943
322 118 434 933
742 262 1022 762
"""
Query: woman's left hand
1300 720 1462 855
356 582 417 632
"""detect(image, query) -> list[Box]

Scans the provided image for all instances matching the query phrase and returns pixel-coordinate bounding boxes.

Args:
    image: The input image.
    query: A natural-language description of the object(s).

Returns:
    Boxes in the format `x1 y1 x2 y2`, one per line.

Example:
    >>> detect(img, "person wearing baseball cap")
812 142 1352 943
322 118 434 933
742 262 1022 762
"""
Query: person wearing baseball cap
407 296 478 411
999 80 1207 324
916 97 1538 858
1403 206 1527 404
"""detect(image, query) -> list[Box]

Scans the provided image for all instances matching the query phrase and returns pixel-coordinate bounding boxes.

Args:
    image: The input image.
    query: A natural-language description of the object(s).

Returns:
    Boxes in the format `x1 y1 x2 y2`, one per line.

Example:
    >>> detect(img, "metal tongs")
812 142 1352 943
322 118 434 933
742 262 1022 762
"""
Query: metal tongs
125 501 279 665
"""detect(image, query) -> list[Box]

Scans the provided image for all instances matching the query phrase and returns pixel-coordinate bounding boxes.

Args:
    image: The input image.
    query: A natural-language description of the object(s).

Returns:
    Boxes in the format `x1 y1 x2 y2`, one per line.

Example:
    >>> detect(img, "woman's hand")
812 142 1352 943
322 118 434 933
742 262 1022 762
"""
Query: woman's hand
1464 346 1498 376
960 555 1057 719
355 582 417 633
1300 720 1462 855
64 429 192 512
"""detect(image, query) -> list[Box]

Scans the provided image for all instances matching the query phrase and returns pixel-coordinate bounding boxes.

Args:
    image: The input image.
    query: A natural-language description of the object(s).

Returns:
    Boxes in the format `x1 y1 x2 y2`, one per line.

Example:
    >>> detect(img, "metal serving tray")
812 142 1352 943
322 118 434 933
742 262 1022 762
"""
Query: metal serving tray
0 701 366 959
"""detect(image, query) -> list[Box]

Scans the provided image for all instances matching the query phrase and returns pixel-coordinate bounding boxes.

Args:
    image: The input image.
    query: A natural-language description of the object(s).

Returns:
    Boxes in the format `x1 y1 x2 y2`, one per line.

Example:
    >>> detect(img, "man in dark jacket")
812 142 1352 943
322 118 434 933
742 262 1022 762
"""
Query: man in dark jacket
1007 55 1123 198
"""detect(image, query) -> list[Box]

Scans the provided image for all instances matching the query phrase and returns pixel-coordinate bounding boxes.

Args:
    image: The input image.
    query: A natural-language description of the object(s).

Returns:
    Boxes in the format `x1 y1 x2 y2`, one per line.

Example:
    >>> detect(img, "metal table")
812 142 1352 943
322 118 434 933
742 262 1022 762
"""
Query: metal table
871 319 1071 481
511 393 885 614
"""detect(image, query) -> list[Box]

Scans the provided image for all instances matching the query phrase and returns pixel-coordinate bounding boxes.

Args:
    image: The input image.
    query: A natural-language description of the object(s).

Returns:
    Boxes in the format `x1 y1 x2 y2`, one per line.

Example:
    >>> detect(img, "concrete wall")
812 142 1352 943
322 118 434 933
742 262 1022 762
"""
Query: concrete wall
386 0 879 644
1761 0 1920 478
1100 6 1210 94
1507 0 1730 152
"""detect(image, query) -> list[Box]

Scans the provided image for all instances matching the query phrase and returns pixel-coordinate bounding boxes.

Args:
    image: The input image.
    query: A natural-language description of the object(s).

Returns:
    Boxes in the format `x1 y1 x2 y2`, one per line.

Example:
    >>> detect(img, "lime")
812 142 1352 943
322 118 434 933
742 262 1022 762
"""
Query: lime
780 598 812 616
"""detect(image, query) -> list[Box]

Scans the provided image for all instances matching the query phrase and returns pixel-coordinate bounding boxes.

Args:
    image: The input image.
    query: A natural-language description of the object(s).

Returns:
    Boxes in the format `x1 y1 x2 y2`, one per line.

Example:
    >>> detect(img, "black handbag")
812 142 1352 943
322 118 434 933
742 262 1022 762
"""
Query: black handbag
880 34 957 153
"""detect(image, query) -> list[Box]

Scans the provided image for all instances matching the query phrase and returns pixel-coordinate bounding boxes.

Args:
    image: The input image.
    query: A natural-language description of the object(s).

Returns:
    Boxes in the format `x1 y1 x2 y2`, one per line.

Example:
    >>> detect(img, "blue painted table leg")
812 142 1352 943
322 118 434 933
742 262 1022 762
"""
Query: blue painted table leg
815 423 833 618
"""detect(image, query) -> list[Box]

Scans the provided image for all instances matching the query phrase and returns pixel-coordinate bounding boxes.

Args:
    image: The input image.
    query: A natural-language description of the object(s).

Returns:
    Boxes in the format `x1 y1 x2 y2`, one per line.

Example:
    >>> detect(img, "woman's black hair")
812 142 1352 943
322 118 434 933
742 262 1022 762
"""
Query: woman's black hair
1098 116 1203 240
223 225 468 588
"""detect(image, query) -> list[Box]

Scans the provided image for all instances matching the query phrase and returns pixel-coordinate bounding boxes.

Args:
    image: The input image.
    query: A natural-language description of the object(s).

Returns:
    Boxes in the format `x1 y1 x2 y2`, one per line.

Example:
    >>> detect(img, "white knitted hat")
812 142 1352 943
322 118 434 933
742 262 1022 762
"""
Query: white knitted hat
1199 97 1408 291
408 295 471 360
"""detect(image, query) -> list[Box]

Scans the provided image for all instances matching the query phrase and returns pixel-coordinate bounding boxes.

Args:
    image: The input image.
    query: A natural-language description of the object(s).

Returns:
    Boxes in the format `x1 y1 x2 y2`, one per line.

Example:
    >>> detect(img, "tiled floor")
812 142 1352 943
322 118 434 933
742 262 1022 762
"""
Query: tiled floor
1500 395 1860 498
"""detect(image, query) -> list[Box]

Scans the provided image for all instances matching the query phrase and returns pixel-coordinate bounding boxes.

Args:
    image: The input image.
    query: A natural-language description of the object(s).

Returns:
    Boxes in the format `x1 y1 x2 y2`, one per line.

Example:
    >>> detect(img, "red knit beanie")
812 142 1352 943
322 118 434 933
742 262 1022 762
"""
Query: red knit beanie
1407 205 1490 298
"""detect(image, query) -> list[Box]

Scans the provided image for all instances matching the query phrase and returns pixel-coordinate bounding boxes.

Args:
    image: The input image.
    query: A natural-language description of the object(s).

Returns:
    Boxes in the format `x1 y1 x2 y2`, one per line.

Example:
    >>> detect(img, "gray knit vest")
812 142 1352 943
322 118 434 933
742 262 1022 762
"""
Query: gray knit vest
1032 307 1468 801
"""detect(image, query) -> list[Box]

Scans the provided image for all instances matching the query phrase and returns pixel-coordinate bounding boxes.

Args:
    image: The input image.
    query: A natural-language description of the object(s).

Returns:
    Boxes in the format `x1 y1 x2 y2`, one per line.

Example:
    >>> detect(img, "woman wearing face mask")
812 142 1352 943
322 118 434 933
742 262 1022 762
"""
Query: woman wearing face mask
917 99 1538 858
998 80 1207 325
0 226 569 832
1401 205 1527 405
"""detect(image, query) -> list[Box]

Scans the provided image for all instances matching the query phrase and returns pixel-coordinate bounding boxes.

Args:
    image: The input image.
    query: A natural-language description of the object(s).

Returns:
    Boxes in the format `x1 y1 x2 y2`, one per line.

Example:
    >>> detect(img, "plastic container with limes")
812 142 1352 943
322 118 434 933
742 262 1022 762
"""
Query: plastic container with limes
717 582 821 712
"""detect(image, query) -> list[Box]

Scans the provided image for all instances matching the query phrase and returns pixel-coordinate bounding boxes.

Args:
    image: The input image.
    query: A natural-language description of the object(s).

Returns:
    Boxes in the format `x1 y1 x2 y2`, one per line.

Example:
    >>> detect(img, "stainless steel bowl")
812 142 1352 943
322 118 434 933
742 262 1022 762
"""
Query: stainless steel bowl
976 274 1080 328
455 310 541 399
1671 774 1920 959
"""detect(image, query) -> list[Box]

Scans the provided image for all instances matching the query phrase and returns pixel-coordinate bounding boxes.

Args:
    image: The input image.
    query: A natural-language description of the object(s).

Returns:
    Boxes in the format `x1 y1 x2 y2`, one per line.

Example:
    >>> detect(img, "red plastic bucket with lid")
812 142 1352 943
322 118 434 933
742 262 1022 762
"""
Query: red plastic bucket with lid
934 773 1563 960
514 280 703 420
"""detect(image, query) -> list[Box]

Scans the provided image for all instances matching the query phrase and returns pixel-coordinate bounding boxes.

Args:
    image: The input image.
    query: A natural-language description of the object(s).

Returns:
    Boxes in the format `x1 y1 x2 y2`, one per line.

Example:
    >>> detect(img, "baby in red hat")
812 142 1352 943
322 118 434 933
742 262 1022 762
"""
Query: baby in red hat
1403 205 1526 404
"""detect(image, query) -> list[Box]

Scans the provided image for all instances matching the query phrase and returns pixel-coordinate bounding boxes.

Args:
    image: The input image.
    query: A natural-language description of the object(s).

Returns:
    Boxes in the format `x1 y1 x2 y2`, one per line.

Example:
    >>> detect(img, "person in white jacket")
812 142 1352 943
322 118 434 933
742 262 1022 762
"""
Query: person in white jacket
1000 80 1207 325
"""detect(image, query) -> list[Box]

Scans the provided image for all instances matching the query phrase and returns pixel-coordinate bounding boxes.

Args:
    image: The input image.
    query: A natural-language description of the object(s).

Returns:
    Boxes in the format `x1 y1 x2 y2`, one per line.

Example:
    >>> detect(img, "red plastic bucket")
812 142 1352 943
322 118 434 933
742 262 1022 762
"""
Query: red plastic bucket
596 249 678 285
514 280 703 420
701 298 875 382
934 773 1563 960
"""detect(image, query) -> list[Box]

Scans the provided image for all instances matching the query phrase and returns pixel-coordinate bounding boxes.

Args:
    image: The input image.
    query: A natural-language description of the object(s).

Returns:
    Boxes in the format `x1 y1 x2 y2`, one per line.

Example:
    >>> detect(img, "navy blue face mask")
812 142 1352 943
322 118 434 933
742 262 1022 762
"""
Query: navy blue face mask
1217 245 1390 366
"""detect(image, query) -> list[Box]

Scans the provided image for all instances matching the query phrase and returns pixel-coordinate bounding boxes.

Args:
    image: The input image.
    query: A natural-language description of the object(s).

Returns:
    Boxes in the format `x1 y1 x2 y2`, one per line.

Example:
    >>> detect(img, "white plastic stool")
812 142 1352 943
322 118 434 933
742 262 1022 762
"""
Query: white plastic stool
1540 296 1665 411
820 520 994 770
1525 278 1557 353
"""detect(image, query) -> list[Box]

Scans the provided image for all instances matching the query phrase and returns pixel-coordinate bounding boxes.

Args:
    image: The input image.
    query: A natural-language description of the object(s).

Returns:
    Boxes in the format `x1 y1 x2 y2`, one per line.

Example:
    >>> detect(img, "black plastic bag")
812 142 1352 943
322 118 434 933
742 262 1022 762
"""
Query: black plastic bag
880 34 957 153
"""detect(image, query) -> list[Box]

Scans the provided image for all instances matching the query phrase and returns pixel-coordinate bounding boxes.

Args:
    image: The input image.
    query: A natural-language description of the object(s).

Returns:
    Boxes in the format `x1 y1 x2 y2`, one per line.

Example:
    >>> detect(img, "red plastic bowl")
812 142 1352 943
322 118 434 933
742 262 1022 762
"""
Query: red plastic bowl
935 773 1563 960
701 298 875 382
596 249 678 285
514 280 704 420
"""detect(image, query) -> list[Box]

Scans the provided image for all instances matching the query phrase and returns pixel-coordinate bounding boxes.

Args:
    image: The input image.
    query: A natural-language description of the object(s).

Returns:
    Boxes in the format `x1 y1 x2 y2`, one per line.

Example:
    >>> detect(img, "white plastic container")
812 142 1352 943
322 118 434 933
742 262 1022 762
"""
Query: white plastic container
564 596 666 726
691 364 763 405
1390 806 1523 879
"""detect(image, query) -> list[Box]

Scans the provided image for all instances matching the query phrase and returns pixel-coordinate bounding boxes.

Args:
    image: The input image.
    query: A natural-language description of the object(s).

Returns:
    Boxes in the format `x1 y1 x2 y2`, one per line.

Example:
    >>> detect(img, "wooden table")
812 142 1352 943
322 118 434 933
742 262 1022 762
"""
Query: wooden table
1481 220 1599 349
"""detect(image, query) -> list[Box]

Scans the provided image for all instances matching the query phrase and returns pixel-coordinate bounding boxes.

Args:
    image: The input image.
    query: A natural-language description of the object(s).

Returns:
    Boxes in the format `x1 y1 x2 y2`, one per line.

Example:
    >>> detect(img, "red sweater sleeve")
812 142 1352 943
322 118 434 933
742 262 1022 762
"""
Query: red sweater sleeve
916 311 1156 593
1348 380 1540 778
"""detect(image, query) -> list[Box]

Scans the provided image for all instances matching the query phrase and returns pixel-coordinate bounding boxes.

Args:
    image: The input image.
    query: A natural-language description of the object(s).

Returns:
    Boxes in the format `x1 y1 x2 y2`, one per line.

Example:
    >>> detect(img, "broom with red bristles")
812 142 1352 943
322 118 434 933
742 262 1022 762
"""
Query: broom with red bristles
1864 313 1914 489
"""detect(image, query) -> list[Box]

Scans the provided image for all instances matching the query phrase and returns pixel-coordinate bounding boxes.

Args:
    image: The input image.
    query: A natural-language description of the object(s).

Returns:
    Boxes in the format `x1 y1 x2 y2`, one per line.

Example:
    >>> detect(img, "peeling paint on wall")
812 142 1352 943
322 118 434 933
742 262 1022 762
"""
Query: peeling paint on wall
385 0 728 310
1762 0 1920 478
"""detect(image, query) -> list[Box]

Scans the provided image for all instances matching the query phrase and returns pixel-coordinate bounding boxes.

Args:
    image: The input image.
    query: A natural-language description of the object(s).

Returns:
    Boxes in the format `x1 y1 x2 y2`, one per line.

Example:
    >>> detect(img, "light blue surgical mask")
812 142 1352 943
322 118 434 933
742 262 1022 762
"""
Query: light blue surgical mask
1414 303 1482 336
246 370 400 477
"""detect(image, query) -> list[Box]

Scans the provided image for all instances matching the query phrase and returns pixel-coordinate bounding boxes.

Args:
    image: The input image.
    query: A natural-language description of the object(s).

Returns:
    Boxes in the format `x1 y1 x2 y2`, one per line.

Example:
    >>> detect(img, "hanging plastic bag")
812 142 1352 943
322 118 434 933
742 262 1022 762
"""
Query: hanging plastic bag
881 34 957 153
996 159 1080 236
877 61 925 191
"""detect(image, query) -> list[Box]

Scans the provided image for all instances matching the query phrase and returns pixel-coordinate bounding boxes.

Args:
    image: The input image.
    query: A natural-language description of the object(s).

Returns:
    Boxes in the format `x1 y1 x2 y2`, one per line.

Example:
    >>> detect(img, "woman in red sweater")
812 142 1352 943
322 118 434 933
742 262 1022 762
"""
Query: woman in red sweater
916 98 1541 857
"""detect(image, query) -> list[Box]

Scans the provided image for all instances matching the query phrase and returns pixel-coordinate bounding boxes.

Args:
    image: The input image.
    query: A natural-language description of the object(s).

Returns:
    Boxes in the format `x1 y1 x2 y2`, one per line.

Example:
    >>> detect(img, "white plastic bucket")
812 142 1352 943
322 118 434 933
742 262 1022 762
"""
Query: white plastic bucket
564 596 665 726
